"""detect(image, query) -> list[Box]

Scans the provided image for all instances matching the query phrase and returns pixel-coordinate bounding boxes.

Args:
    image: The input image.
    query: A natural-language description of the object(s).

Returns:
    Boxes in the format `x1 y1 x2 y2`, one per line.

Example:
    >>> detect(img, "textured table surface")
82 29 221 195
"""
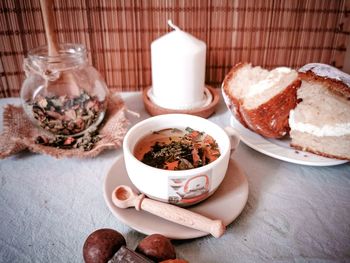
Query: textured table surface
0 93 349 263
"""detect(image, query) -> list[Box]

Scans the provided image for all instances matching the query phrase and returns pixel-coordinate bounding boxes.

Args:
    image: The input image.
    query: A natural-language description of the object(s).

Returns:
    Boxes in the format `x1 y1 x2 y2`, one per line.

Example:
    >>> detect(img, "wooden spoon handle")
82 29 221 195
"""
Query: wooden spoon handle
39 0 59 56
140 198 225 238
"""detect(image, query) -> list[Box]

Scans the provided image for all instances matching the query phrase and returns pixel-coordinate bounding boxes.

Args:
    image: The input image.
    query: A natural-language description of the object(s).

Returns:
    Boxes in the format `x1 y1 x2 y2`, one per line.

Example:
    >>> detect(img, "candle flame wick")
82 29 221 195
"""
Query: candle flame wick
167 20 181 31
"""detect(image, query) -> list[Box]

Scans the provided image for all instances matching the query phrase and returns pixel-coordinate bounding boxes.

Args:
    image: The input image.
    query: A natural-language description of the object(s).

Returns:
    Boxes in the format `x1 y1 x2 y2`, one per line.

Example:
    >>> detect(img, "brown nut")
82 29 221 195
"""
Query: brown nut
83 228 126 263
136 234 176 262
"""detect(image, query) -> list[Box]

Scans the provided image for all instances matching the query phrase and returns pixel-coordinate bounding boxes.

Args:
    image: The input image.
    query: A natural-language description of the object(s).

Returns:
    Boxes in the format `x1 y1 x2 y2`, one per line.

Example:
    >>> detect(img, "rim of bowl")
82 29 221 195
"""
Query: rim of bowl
123 114 230 176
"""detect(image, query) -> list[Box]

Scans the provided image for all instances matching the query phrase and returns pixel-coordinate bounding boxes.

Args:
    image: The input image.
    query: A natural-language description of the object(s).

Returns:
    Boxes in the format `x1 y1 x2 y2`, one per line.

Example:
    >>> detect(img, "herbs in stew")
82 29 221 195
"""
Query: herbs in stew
133 127 221 170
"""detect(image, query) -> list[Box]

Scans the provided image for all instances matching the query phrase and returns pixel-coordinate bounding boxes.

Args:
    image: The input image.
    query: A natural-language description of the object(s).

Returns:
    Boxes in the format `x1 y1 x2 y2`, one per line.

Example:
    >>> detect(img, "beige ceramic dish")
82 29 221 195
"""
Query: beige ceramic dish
103 155 249 239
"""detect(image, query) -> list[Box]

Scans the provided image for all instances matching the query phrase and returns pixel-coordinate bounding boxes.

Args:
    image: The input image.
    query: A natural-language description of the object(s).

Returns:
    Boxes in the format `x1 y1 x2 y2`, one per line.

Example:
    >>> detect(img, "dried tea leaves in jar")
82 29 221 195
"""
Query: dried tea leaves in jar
35 127 101 151
31 91 104 136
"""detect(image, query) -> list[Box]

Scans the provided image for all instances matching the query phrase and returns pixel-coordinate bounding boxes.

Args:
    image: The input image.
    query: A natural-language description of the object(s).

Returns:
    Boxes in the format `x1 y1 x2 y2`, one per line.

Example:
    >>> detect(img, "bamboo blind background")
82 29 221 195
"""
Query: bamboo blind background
0 0 349 98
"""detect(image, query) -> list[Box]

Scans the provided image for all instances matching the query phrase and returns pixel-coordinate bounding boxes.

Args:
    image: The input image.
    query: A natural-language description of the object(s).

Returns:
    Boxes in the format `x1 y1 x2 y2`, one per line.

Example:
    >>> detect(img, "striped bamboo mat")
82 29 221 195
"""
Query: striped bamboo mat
0 0 349 97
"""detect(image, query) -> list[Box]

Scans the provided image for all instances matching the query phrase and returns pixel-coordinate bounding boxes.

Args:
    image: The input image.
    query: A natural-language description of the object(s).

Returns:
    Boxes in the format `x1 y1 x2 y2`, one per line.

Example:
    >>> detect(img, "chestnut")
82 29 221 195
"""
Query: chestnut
136 234 176 262
83 228 126 263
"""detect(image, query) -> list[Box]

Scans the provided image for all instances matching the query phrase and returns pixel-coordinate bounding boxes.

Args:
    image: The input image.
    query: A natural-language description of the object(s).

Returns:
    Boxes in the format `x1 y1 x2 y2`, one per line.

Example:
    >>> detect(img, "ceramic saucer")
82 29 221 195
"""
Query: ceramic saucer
103 155 249 239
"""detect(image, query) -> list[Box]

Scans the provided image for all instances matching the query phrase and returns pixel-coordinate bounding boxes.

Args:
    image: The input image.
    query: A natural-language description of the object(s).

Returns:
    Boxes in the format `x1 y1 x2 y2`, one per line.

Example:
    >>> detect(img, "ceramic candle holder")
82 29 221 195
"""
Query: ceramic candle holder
143 85 220 119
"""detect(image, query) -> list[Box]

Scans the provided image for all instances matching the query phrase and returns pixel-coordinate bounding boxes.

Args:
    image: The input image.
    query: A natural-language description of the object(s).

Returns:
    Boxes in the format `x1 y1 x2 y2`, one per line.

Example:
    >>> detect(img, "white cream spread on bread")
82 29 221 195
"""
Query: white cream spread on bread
289 110 350 137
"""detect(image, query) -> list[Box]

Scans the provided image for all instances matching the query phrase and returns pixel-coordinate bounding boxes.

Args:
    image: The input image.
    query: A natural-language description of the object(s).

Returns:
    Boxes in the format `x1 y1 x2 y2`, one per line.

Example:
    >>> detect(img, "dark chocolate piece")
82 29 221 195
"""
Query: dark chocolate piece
108 246 154 263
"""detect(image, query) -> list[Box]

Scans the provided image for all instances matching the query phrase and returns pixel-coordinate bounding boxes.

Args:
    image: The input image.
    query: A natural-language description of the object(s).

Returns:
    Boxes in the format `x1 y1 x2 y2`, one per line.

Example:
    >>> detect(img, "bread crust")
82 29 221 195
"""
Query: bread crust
241 78 301 138
290 143 350 161
222 63 301 138
222 62 250 128
299 71 350 98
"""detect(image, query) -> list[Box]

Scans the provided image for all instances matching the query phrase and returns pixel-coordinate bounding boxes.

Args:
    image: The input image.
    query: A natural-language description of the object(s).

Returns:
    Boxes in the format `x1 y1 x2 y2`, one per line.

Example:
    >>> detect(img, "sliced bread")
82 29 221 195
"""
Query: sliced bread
222 63 301 138
289 63 350 160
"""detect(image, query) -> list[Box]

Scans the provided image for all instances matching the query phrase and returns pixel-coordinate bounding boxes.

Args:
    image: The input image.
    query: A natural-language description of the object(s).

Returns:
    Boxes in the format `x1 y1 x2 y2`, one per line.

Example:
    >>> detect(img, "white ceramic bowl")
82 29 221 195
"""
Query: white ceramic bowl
123 114 239 206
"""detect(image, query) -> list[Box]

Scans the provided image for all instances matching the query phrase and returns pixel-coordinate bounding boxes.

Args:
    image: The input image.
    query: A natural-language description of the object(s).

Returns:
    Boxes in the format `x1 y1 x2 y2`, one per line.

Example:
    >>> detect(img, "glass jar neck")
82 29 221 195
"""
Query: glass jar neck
24 43 88 80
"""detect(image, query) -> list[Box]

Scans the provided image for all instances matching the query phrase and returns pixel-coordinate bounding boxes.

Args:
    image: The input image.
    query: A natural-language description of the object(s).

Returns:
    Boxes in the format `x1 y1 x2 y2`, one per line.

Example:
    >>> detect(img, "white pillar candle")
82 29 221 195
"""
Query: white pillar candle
150 20 207 110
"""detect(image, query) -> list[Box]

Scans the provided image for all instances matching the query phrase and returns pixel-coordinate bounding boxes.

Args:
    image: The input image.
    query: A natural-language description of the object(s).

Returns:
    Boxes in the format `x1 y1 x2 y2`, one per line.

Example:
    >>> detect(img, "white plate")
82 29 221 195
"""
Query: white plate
103 155 249 240
230 116 348 166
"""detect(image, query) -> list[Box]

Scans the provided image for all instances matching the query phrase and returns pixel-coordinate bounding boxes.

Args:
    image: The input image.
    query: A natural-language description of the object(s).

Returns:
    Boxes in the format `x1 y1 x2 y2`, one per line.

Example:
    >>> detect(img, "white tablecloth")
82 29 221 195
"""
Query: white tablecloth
0 93 349 263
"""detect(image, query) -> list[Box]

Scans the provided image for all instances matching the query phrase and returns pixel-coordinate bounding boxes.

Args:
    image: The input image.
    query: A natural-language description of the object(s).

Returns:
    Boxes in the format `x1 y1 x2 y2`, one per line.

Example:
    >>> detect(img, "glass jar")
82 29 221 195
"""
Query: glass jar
21 43 109 137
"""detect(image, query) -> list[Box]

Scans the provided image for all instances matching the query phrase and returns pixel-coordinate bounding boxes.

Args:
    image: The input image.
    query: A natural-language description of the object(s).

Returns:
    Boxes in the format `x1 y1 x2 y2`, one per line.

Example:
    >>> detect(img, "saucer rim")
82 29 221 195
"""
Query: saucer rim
103 154 249 240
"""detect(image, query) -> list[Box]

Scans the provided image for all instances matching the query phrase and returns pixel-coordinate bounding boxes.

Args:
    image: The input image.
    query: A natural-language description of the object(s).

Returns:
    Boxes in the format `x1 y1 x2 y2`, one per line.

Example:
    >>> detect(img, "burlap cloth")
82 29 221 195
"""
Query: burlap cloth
0 93 129 159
